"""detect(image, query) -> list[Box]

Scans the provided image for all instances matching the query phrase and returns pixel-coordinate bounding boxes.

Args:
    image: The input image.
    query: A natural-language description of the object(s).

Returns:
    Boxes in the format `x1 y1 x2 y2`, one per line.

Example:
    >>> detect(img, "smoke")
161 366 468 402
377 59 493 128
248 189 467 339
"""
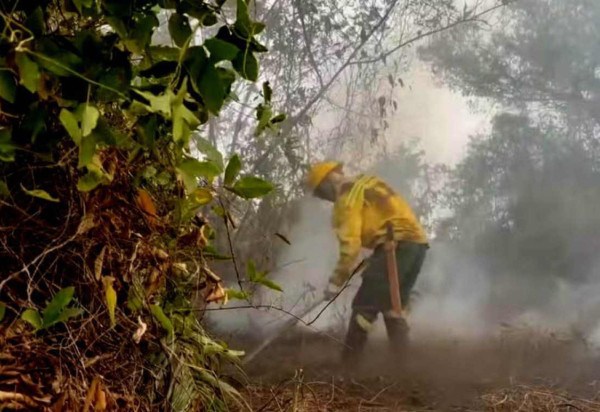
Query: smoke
213 169 600 356
209 68 600 360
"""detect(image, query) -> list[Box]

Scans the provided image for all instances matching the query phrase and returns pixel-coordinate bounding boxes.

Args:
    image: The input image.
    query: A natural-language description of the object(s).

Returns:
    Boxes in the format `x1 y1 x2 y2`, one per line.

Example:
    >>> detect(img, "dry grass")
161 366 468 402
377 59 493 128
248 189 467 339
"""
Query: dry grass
481 386 600 412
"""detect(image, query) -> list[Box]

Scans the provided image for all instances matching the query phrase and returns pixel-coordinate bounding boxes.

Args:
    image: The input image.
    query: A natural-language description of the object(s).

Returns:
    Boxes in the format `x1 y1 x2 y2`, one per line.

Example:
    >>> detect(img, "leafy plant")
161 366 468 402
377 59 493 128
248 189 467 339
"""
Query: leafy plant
246 260 283 292
21 287 83 332
0 0 282 409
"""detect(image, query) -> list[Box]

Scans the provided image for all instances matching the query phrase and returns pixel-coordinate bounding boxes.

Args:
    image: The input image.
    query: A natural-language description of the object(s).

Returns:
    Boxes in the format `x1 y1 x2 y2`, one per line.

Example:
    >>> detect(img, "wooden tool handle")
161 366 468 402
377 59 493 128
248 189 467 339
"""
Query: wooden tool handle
385 222 403 317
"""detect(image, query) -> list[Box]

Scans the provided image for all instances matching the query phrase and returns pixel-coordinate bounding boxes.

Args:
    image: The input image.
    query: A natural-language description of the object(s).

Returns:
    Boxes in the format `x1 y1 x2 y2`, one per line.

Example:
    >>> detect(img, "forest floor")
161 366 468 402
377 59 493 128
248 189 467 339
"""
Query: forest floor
237 326 600 411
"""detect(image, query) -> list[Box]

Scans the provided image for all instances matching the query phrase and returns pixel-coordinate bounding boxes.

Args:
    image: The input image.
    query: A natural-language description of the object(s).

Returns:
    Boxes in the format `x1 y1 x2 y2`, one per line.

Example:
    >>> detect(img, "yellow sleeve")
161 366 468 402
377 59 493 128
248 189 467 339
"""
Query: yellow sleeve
330 201 362 286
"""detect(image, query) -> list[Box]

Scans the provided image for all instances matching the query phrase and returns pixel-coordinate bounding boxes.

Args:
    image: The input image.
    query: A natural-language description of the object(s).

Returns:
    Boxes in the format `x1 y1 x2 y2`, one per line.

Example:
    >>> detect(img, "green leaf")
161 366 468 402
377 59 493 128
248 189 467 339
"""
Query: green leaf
77 157 112 192
171 364 195 412
232 51 259 81
25 7 45 36
224 154 242 186
185 46 227 113
252 22 266 35
169 13 192 48
204 38 240 61
0 70 17 103
21 185 59 202
102 277 117 328
23 105 46 144
42 287 75 326
271 113 286 124
77 170 103 192
148 45 181 61
0 302 6 322
133 89 173 117
262 81 272 103
235 0 253 38
177 159 221 192
79 104 100 137
127 283 144 312
15 53 40 93
78 134 97 167
123 12 159 54
225 289 251 301
255 277 283 292
59 109 82 145
0 180 9 198
197 65 226 114
150 304 174 339
230 176 274 199
246 260 258 281
255 103 272 135
106 17 128 37
0 128 15 162
73 0 94 13
195 137 224 170
246 260 282 291
172 86 200 143
21 309 42 330
55 307 83 325
191 187 213 205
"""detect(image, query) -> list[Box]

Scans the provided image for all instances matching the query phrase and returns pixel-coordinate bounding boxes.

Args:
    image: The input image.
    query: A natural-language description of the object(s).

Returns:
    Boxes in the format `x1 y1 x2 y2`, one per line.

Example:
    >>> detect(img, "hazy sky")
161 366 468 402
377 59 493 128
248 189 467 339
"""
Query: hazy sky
388 61 492 165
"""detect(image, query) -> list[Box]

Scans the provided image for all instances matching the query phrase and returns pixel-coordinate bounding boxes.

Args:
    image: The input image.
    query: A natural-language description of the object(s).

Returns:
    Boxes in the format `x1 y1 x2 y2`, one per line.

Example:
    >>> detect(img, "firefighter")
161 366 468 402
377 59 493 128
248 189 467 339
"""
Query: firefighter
305 161 429 363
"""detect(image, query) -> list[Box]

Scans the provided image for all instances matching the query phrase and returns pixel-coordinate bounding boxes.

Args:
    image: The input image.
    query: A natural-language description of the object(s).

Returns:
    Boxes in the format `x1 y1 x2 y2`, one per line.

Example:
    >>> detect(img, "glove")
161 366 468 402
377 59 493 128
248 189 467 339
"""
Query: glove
323 282 341 301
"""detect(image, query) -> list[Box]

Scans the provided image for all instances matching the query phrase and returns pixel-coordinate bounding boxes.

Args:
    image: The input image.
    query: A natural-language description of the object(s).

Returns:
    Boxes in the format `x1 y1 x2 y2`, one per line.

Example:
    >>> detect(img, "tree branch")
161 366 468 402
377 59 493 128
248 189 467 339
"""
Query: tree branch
288 0 402 126
348 1 514 66
294 0 324 88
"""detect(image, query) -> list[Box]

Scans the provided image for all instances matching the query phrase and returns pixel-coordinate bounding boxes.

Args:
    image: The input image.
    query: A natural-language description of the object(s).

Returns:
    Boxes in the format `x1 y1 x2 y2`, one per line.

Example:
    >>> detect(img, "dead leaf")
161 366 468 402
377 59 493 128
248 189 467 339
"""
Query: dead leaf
76 212 96 235
94 381 107 411
135 188 159 227
274 232 291 245
152 247 169 261
83 377 98 412
52 393 66 412
172 262 188 276
94 246 107 281
202 266 221 283
206 282 228 305
82 376 107 412
145 268 163 298
132 316 147 344
0 391 37 407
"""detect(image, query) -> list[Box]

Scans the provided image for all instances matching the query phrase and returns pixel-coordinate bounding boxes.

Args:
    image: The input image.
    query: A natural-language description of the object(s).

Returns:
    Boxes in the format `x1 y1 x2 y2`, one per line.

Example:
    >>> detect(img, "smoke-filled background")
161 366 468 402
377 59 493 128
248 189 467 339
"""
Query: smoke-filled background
205 0 600 361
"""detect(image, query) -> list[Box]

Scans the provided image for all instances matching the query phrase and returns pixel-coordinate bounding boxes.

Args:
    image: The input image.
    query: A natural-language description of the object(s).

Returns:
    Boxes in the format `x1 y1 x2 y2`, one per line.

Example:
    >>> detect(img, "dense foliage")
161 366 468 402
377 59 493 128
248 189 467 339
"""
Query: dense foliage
0 0 284 410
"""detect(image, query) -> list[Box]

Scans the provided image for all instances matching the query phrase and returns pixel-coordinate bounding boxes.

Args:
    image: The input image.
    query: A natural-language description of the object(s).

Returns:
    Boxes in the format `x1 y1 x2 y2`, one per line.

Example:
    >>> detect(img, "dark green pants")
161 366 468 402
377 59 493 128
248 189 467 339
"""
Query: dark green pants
342 241 428 362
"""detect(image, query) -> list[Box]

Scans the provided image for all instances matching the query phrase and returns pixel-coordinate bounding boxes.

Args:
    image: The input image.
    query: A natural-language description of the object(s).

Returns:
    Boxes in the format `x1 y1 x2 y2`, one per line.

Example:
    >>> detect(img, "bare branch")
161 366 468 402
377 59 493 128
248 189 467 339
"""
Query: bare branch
294 0 324 87
348 1 514 66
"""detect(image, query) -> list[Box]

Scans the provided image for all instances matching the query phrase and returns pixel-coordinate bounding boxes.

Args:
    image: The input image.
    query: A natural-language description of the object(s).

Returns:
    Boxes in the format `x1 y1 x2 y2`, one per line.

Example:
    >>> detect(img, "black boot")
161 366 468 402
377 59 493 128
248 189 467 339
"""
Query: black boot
383 314 409 356
341 310 373 370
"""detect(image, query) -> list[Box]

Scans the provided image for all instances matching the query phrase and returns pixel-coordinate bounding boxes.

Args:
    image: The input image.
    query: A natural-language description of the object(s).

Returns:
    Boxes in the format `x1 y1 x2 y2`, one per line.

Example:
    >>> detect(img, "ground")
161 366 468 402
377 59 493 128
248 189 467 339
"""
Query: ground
234 326 600 411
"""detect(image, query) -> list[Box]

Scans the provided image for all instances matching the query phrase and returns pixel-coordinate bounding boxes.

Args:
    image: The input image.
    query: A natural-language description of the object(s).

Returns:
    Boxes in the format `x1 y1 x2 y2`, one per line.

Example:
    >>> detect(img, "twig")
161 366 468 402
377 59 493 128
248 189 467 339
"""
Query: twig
305 259 366 326
254 379 290 412
249 0 402 174
557 403 583 412
294 0 324 88
349 1 515 66
0 231 78 294
217 196 247 298
368 382 396 403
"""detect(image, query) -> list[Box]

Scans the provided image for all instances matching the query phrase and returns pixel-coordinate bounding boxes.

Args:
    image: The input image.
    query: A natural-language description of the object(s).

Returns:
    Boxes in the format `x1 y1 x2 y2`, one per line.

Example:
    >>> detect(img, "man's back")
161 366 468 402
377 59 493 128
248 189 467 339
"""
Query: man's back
334 174 427 249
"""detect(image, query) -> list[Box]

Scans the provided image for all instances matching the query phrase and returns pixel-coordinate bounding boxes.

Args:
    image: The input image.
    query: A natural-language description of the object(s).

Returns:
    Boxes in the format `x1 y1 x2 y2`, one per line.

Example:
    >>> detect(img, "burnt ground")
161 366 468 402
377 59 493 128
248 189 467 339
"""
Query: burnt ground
232 326 600 411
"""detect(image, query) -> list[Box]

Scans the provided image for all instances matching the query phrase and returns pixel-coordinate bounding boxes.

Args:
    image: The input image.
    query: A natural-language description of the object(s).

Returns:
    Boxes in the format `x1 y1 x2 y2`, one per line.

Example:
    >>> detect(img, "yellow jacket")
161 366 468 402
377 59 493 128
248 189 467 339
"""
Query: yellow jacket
330 175 428 286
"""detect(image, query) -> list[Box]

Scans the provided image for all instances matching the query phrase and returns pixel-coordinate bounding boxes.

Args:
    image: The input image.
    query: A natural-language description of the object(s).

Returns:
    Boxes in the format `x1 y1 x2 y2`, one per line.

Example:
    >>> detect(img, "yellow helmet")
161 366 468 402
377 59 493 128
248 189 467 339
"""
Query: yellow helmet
305 161 342 192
